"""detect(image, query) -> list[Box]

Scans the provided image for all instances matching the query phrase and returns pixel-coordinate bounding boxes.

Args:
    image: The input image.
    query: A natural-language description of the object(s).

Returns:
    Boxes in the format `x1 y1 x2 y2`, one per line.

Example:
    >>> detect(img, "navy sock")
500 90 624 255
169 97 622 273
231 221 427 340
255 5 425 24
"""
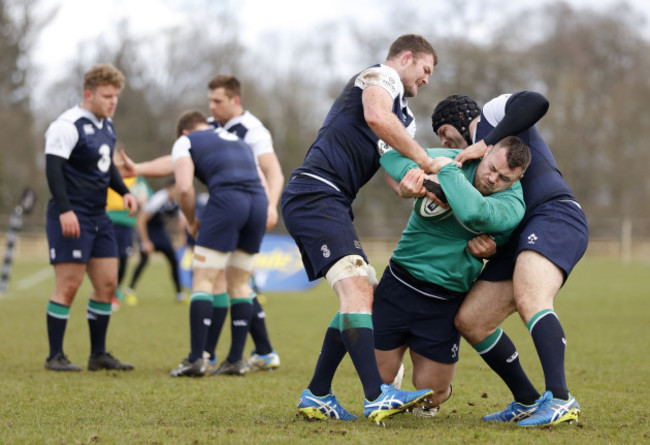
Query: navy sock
87 300 112 357
205 292 229 361
227 297 253 363
308 313 347 396
248 295 273 355
528 310 569 400
474 328 540 405
339 313 384 401
46 301 70 359
189 292 213 362
117 255 128 285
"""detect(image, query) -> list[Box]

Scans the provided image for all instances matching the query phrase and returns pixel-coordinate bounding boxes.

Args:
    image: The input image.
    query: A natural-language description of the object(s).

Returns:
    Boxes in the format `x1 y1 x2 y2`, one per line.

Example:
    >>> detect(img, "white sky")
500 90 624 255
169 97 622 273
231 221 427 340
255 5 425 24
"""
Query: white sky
29 0 650 98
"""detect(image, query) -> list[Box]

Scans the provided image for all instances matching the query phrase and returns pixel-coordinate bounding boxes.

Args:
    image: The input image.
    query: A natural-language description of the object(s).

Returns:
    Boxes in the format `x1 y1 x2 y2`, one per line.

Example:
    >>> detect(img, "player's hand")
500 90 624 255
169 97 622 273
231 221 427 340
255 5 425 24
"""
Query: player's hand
397 169 426 198
466 234 497 259
418 156 436 174
266 205 278 230
59 210 80 238
422 174 450 208
118 149 138 177
141 239 155 254
189 219 200 240
431 156 461 173
123 193 138 217
455 140 489 165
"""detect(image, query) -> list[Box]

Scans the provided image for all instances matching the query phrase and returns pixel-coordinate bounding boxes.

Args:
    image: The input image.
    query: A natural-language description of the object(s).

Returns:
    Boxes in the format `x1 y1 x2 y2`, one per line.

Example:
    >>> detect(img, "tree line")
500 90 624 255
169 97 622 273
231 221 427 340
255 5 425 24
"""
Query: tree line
2 0 649 238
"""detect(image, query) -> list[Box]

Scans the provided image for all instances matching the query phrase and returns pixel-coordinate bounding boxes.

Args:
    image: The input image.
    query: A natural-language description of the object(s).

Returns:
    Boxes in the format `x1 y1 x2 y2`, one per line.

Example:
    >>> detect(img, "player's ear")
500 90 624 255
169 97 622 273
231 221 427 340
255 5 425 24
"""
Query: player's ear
400 50 413 66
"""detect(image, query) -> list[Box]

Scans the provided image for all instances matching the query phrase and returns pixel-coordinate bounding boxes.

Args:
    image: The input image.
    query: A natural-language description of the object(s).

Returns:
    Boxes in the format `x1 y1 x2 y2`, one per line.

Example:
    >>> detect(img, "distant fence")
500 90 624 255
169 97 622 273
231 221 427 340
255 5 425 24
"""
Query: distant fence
2 232 649 263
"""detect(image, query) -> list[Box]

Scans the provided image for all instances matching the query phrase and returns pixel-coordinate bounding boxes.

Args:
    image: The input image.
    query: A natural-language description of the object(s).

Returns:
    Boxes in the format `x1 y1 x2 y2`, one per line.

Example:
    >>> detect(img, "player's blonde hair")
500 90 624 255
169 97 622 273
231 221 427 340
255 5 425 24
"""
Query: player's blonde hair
83 64 125 92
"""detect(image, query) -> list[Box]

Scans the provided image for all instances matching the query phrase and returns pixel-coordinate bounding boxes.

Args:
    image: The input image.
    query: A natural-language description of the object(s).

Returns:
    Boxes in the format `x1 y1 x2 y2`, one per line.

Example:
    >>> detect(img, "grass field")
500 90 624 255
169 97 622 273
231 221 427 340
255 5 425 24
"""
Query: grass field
1 256 649 444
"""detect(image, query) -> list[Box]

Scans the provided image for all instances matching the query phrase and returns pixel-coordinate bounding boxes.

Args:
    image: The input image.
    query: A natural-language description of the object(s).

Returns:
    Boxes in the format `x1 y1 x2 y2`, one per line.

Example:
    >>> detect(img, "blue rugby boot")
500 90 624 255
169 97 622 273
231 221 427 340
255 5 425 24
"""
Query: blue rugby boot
518 391 580 427
364 384 433 422
483 399 541 422
297 389 357 421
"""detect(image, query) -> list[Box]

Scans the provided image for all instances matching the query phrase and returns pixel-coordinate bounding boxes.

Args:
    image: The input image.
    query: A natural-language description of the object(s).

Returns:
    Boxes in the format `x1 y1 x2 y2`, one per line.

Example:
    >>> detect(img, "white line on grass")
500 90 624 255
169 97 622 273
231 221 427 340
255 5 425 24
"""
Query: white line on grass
15 267 54 290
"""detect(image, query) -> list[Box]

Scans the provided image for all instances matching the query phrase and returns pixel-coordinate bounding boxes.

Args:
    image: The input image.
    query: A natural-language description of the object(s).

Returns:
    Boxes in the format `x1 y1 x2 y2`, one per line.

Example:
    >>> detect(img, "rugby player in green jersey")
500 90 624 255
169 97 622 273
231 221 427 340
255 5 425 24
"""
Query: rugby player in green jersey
373 135 530 415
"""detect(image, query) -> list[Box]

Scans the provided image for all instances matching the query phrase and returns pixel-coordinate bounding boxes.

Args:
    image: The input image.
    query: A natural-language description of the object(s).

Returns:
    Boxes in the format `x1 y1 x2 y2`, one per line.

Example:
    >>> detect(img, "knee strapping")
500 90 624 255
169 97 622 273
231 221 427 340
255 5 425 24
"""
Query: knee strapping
192 246 229 269
325 255 377 287
227 250 257 272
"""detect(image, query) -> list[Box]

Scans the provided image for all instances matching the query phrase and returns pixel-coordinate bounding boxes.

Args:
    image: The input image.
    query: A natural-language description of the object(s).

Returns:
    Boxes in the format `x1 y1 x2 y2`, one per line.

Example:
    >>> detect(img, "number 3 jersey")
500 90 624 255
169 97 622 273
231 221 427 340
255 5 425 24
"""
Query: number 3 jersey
45 105 117 215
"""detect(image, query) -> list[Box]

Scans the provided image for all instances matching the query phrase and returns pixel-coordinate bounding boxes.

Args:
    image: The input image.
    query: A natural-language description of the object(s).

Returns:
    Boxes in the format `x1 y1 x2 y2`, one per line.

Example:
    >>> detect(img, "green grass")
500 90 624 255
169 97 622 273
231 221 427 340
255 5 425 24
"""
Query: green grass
1 257 649 444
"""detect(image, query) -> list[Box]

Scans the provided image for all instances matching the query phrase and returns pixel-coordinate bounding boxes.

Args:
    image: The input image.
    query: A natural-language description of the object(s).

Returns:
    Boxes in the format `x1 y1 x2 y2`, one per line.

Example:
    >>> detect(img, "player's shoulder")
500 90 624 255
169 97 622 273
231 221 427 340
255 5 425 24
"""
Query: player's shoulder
240 110 265 127
482 94 512 126
226 111 267 132
355 64 402 97
56 105 94 125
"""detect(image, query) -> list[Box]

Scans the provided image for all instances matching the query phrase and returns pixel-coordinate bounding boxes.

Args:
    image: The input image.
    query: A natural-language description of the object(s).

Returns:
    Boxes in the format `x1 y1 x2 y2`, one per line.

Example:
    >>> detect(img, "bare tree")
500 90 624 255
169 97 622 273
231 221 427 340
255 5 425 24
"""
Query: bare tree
0 0 56 225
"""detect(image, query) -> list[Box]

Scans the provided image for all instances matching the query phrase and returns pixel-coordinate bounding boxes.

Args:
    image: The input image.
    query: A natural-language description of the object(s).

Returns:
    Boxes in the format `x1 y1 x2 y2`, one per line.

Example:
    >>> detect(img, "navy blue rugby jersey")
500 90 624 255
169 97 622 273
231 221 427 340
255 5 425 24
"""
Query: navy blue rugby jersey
44 105 117 214
171 127 263 194
476 93 575 210
292 64 416 202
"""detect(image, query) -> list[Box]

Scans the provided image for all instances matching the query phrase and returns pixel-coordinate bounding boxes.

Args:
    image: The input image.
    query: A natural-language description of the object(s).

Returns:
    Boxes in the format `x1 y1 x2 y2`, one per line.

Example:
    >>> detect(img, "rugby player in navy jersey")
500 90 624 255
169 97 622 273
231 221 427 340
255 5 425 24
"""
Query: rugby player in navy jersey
168 111 268 378
431 92 588 426
205 75 283 373
44 64 138 372
282 34 439 422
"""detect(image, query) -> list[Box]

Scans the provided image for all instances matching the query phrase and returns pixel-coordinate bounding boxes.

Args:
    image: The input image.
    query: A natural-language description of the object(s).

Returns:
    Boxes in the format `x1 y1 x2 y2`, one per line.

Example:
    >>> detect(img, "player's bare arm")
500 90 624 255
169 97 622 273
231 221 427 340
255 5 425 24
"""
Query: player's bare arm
173 156 196 229
119 150 174 178
257 152 284 230
362 85 434 173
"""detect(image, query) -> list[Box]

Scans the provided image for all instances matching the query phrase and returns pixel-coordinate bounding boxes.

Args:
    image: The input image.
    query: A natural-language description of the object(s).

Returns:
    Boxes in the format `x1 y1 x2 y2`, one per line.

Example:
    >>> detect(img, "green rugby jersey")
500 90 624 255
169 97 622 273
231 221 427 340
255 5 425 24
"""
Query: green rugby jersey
380 148 525 293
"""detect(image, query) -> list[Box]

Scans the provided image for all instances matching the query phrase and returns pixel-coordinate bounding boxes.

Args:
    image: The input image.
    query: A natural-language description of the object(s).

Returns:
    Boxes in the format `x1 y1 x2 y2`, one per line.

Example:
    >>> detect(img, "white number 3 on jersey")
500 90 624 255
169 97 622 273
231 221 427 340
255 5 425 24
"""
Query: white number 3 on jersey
97 144 111 172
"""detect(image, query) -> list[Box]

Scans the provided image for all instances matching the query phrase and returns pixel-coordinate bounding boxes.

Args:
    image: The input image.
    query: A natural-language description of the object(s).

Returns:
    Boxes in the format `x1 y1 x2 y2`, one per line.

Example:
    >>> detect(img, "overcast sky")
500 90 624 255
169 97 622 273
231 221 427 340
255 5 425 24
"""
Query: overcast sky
30 0 650 101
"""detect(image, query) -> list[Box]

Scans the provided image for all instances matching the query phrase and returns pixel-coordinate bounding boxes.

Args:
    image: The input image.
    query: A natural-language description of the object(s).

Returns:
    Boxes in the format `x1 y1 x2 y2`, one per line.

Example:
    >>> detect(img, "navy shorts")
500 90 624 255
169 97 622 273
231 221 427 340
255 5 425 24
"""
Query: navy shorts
140 224 173 252
196 190 267 254
373 260 465 364
46 202 117 264
281 176 367 281
112 224 134 257
480 199 589 281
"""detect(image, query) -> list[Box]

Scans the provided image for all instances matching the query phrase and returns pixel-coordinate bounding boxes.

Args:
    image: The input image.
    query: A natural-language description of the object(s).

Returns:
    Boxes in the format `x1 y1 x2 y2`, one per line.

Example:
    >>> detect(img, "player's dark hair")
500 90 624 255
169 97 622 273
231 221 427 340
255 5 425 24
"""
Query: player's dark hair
176 110 208 137
496 136 531 171
208 75 242 99
387 34 438 66
83 64 125 92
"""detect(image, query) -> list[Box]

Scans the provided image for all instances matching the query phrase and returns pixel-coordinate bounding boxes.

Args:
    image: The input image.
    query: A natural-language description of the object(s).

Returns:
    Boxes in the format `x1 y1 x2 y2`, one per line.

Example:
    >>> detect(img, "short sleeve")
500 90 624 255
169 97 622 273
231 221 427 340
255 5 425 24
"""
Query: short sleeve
354 65 403 100
44 120 79 159
171 135 192 162
482 94 511 127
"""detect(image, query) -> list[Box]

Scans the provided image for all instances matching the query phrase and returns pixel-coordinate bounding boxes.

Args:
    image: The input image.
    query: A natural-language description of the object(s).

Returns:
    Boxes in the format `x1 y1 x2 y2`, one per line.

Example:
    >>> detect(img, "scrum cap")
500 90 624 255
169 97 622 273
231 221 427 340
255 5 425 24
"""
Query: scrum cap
431 95 481 145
